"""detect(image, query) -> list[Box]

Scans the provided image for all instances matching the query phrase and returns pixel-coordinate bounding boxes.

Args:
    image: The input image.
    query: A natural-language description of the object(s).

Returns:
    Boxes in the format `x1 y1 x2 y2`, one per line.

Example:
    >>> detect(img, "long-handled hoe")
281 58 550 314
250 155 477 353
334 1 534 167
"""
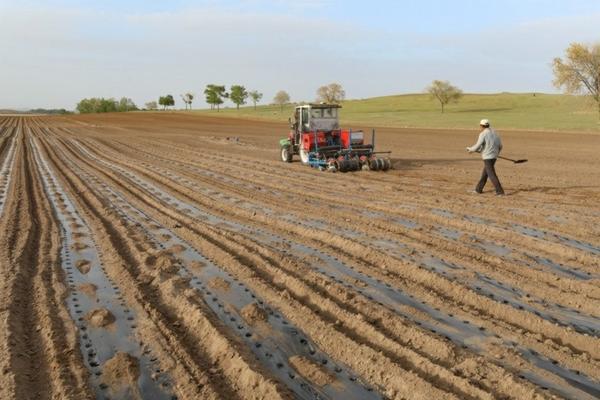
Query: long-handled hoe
498 155 528 164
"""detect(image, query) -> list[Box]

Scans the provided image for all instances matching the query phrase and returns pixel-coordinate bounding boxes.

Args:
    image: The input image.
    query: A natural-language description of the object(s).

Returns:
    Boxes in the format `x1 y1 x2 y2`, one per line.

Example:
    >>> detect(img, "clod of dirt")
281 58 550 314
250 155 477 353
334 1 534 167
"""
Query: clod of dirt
208 277 230 291
102 352 140 393
240 303 268 325
146 253 178 272
288 356 334 387
78 283 97 297
86 308 116 328
169 244 186 253
75 259 91 274
144 254 157 267
188 260 206 272
72 242 88 251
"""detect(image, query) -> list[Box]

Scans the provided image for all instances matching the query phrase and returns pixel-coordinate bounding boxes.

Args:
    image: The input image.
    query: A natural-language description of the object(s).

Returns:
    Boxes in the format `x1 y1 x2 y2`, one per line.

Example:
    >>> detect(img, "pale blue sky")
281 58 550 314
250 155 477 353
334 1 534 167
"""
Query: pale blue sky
1 0 600 109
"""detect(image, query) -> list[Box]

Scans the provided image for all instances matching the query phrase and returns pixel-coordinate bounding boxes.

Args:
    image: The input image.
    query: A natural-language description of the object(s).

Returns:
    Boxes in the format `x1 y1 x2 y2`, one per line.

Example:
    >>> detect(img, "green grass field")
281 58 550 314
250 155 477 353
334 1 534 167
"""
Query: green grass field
191 93 600 132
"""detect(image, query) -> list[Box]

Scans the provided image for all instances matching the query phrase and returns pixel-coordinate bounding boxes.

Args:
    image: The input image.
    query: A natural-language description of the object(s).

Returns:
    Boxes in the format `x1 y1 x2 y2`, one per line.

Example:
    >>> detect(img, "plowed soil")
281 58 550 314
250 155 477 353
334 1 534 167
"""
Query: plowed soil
0 113 598 400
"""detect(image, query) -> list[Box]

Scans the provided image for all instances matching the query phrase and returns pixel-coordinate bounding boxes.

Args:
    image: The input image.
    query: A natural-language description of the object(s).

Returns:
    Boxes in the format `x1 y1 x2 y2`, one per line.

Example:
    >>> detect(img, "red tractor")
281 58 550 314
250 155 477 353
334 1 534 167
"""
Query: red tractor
279 103 391 172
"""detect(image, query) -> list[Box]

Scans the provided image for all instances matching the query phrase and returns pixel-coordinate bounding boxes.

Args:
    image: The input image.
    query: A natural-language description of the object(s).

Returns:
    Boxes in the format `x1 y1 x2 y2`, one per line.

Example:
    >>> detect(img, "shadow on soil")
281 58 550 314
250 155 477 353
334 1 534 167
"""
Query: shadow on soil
509 186 599 195
391 158 476 170
455 107 515 113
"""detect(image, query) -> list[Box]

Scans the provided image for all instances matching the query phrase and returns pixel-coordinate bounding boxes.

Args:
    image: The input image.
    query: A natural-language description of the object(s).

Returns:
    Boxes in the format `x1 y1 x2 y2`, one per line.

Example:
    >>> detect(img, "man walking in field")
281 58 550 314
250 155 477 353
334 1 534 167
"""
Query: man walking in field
466 119 505 196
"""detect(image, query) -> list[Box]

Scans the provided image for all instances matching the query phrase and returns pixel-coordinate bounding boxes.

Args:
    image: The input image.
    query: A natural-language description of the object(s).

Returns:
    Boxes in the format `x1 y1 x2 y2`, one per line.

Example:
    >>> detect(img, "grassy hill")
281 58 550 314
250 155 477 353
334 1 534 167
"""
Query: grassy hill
192 93 600 132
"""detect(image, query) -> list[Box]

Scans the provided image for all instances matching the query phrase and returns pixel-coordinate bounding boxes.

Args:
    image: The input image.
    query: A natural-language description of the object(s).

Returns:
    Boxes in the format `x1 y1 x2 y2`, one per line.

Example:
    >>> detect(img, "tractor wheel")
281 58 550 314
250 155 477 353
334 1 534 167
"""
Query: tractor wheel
281 146 293 163
299 147 310 165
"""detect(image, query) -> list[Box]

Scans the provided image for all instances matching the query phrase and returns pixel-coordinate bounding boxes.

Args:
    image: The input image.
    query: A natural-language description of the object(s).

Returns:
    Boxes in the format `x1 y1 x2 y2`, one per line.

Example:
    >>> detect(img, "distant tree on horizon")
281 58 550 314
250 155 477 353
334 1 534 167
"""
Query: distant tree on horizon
180 93 194 110
158 95 175 110
553 42 600 119
116 97 138 112
230 85 249 110
426 80 463 113
316 83 345 104
145 101 158 111
76 97 136 114
273 90 290 112
204 85 228 111
249 90 263 110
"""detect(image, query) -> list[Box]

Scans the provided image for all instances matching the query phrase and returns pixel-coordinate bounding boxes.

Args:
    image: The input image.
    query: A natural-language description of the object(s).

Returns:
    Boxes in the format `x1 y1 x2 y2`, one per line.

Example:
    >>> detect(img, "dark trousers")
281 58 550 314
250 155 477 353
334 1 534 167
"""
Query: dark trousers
476 159 504 194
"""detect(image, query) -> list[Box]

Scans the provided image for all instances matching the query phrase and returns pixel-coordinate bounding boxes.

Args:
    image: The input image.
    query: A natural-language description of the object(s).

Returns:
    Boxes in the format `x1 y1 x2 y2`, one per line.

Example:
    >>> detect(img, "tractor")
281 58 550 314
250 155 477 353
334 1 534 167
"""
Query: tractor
279 103 391 172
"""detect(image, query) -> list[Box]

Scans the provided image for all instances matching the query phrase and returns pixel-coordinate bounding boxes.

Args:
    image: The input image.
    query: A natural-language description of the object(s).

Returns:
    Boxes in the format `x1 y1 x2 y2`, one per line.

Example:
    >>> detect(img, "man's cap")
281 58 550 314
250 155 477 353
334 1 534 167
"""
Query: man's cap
480 119 490 127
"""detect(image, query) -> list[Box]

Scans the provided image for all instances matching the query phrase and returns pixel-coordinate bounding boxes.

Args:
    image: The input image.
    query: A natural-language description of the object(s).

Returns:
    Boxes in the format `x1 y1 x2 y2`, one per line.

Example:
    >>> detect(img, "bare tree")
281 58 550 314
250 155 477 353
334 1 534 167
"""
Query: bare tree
426 80 463 113
316 83 346 103
273 90 290 112
553 42 600 118
180 93 194 110
249 90 263 110
145 101 158 111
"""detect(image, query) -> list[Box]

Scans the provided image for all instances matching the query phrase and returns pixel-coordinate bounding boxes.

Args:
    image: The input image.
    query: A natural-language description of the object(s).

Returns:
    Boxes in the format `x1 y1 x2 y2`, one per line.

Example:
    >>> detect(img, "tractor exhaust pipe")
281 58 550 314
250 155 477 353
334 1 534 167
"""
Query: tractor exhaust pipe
372 129 375 151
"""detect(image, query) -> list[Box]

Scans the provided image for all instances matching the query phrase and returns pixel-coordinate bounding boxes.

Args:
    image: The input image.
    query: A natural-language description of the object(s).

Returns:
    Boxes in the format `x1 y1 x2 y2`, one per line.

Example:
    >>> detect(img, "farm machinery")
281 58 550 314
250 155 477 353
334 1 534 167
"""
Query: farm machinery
279 103 392 172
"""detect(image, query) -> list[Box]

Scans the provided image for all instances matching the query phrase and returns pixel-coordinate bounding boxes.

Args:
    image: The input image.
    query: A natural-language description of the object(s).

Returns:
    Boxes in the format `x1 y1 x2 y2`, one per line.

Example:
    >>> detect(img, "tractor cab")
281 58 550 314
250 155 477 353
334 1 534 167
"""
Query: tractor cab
293 103 340 135
285 103 343 164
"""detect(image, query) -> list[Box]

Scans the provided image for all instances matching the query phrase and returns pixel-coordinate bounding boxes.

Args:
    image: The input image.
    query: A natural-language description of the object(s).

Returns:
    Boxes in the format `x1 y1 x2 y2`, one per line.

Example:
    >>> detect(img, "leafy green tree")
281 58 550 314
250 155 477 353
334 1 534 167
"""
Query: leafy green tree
158 95 175 110
76 97 119 113
553 42 600 118
249 90 263 110
204 85 228 111
230 85 248 110
316 83 345 103
273 90 290 112
29 108 70 114
426 80 463 113
76 98 93 113
158 96 166 110
116 97 138 112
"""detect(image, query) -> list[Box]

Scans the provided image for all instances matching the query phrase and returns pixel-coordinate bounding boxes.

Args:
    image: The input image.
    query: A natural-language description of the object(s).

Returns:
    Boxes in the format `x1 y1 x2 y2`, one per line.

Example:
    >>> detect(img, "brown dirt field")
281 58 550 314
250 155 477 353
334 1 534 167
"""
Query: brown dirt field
0 112 598 400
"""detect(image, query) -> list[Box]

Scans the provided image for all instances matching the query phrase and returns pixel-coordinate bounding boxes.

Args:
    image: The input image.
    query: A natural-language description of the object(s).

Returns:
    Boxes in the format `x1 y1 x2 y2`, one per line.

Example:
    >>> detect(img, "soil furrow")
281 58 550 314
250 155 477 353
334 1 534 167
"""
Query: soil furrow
60 130 597 399
3 114 597 400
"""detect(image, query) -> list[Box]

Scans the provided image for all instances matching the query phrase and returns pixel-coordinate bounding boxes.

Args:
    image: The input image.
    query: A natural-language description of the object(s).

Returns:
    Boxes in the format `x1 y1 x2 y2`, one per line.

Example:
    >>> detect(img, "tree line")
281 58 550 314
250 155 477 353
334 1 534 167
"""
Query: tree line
74 42 600 117
151 83 347 112
202 85 263 111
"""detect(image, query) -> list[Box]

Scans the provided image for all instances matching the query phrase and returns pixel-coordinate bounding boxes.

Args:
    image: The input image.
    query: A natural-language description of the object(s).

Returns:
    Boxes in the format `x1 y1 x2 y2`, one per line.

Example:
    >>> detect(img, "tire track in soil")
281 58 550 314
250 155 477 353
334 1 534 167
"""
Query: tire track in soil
0 124 18 216
1 121 54 400
64 132 600 399
1 120 90 400
29 133 175 399
47 130 381 400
